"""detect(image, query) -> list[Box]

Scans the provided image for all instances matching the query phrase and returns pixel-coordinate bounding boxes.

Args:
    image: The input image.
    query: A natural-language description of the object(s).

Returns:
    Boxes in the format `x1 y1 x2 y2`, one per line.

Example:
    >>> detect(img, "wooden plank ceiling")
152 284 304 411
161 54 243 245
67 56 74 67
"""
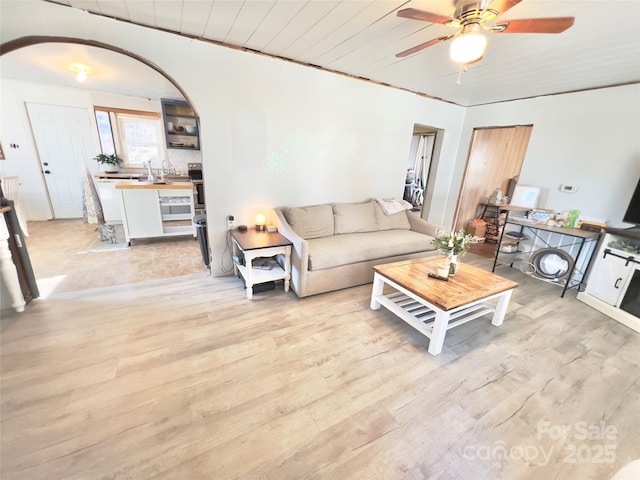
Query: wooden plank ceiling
28 0 640 105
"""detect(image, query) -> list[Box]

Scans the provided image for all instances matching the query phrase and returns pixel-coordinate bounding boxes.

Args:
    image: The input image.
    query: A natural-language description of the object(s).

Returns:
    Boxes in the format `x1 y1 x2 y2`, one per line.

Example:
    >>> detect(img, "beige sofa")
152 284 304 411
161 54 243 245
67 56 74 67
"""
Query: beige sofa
272 200 440 297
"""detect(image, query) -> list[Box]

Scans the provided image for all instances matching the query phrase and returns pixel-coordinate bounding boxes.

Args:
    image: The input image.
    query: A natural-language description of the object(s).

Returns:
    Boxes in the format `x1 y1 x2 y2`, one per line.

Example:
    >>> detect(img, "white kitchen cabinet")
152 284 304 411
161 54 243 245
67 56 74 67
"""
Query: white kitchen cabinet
120 189 163 239
96 179 125 223
116 183 196 244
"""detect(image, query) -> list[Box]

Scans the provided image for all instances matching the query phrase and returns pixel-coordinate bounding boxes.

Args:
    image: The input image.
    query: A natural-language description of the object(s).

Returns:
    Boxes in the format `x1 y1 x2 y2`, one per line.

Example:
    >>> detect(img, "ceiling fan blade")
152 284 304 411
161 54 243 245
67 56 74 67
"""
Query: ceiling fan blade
397 8 455 26
483 0 522 16
396 35 456 58
493 17 575 33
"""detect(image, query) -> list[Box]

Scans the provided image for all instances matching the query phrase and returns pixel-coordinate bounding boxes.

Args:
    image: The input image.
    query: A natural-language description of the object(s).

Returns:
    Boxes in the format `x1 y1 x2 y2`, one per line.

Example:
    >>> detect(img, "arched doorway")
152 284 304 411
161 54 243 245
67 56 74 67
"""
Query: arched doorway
0 37 208 296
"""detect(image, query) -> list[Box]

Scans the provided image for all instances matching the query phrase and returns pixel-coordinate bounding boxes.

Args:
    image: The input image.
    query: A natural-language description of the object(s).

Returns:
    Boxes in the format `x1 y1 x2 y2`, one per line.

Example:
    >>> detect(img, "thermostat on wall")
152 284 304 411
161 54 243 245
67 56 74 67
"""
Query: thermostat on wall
559 184 578 193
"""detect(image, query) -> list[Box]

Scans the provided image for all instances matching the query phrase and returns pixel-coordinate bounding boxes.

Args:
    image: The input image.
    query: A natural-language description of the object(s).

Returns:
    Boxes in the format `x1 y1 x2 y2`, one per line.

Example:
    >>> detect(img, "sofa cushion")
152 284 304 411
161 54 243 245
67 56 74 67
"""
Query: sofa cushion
374 203 411 231
284 204 334 239
307 230 435 271
333 202 378 234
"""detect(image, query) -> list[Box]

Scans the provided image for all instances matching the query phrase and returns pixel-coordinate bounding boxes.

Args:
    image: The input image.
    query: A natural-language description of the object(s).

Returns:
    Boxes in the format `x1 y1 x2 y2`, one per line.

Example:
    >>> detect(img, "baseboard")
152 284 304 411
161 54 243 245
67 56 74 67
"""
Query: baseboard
577 292 640 333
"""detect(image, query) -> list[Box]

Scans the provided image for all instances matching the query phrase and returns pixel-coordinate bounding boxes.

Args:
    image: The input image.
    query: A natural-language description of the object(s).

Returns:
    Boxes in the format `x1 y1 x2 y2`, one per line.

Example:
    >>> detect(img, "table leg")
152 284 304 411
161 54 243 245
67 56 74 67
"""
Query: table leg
428 310 451 355
244 252 254 300
491 289 513 326
231 237 239 277
370 273 385 310
283 247 291 293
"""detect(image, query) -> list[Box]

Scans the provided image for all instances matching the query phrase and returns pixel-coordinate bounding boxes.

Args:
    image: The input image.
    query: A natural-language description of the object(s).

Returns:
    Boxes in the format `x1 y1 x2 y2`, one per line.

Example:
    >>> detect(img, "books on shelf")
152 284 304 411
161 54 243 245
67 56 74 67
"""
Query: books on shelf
253 257 279 270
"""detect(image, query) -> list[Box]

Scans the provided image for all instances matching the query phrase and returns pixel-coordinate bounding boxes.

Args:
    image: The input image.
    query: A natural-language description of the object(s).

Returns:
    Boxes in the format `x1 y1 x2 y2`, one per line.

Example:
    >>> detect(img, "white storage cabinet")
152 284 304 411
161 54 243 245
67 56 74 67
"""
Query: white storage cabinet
117 184 196 244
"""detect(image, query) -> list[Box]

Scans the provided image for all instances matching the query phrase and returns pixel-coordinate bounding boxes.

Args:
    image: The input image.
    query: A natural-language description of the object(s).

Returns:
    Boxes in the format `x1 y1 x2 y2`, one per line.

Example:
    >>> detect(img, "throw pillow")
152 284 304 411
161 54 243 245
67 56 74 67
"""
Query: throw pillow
333 202 378 234
374 197 413 216
375 202 410 230
284 204 334 239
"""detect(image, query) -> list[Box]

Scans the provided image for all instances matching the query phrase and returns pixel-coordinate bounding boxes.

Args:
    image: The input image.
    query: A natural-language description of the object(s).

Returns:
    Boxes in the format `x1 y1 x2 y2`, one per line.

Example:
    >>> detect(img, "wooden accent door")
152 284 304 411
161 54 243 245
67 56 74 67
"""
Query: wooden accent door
454 125 533 231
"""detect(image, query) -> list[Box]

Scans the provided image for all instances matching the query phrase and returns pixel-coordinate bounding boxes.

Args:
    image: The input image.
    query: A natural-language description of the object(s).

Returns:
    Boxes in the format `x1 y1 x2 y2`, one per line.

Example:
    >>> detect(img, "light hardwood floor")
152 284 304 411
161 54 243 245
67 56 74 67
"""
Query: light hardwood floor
1 222 639 479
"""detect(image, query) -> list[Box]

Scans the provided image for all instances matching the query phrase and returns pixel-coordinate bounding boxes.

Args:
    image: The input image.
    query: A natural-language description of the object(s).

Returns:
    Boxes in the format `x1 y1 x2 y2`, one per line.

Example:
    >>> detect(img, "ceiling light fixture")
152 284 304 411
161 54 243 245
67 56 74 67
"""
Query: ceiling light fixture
70 63 91 83
449 23 487 64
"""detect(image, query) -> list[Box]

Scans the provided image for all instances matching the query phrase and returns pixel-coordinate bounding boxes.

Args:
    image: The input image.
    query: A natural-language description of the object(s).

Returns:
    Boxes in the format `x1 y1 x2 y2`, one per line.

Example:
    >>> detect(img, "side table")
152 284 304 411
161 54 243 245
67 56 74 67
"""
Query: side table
230 228 292 299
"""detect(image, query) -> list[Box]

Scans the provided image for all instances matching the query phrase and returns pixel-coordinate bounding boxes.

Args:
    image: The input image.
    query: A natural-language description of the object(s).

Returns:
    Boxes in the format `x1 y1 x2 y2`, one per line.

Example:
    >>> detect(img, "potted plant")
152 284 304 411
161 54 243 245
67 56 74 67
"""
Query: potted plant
94 153 124 173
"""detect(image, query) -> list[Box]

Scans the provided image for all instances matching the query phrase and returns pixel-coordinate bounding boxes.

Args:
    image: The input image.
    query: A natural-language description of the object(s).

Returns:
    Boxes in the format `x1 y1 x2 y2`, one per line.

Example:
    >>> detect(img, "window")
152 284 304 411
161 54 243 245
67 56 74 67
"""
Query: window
117 115 163 165
94 107 164 166
95 110 115 155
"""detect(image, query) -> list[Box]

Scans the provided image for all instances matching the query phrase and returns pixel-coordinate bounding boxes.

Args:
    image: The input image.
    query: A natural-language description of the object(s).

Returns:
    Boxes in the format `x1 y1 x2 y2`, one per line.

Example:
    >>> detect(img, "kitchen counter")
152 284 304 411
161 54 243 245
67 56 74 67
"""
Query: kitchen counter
115 182 193 190
96 173 190 181
96 173 143 180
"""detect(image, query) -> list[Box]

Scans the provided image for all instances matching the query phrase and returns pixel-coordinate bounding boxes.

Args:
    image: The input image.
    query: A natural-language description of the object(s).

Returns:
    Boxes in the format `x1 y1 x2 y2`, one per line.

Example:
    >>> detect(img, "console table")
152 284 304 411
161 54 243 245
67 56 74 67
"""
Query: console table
493 218 601 297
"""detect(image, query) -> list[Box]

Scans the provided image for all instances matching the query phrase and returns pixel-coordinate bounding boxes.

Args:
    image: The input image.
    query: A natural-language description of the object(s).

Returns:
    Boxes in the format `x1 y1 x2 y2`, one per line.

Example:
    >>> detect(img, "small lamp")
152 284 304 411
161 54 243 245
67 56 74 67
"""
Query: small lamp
255 214 266 231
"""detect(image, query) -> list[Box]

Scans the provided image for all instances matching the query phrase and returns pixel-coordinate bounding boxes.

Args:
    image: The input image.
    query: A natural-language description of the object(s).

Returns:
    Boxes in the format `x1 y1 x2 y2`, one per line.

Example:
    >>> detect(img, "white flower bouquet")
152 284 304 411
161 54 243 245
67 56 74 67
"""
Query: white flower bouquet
432 229 473 256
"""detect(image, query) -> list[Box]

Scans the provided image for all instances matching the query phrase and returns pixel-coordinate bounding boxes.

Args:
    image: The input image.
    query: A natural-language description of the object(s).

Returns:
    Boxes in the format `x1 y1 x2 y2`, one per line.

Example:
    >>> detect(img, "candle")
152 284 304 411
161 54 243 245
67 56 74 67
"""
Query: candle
255 214 266 231
437 265 449 278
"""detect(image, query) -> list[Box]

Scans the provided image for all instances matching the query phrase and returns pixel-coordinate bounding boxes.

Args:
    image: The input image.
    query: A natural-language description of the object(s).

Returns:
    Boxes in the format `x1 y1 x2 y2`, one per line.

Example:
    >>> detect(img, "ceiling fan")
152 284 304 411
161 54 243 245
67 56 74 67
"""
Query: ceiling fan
396 0 575 64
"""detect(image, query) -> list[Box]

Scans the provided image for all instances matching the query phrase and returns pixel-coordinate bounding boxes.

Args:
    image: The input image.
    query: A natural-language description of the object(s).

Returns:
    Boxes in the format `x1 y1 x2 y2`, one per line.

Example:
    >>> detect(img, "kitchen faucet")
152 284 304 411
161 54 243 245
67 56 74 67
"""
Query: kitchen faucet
162 158 175 176
145 161 155 183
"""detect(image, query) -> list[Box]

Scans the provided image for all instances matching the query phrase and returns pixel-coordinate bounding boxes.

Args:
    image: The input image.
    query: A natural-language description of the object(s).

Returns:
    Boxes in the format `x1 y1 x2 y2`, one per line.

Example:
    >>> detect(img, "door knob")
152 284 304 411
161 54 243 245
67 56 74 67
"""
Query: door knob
43 162 49 166
44 170 51 174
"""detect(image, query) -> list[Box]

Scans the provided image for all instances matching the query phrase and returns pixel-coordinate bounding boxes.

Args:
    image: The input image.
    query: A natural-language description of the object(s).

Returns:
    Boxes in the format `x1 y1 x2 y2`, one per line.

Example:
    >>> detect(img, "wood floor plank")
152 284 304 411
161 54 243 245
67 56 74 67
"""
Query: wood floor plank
2 252 639 479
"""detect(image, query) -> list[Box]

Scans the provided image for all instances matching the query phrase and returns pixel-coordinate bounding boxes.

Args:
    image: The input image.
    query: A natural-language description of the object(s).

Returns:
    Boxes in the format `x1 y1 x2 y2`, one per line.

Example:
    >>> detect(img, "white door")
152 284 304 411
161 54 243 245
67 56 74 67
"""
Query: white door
26 103 96 218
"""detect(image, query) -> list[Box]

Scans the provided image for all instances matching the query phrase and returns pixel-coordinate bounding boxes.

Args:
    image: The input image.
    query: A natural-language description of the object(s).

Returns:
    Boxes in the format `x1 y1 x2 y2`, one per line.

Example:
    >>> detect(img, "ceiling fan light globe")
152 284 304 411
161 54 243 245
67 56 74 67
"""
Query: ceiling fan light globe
450 32 487 64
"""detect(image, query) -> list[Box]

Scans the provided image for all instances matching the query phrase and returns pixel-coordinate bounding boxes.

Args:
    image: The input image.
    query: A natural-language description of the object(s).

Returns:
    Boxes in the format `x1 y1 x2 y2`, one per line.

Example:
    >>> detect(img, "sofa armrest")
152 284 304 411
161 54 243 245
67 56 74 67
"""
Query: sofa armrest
272 208 309 297
407 212 439 238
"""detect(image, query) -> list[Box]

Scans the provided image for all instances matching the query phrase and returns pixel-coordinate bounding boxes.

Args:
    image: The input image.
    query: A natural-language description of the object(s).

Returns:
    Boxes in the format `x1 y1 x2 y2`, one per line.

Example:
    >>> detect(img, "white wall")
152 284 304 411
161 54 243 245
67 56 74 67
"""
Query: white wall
1 0 467 275
178 39 465 274
454 84 640 225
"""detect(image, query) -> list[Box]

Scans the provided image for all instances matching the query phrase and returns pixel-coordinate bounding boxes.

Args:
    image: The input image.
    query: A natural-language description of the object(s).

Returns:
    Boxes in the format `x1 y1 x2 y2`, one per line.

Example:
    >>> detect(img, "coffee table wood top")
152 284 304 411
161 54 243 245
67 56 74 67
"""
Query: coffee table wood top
373 256 518 311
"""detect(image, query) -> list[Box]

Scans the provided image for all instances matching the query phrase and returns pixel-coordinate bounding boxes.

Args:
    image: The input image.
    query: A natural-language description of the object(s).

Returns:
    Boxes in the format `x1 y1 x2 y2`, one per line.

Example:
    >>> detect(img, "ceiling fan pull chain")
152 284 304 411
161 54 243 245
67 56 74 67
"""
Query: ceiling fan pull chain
456 65 467 85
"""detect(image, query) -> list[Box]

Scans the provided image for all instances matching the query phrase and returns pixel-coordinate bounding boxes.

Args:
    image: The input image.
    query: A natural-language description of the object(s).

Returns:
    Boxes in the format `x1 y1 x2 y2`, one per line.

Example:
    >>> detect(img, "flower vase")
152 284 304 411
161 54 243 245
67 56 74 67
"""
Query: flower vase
448 253 458 276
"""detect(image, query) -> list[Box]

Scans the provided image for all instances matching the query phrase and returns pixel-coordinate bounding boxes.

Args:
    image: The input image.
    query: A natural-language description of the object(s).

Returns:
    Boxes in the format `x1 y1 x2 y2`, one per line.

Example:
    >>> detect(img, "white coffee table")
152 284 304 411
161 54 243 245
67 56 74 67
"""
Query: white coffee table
370 256 518 355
